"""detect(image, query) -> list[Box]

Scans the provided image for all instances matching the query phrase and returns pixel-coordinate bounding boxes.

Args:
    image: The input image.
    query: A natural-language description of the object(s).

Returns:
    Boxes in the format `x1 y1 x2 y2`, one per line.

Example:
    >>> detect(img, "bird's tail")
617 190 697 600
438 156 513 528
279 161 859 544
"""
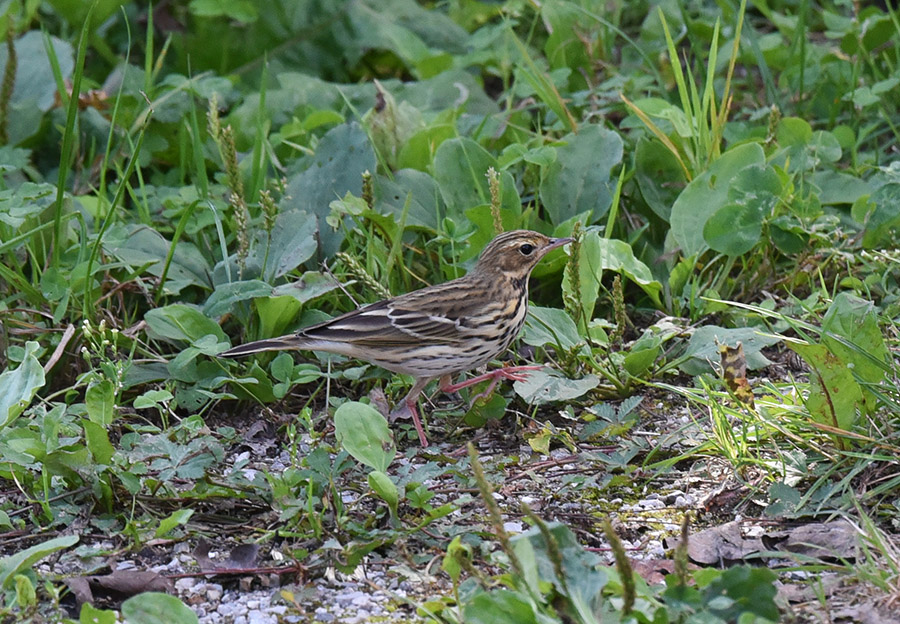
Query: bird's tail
218 335 304 358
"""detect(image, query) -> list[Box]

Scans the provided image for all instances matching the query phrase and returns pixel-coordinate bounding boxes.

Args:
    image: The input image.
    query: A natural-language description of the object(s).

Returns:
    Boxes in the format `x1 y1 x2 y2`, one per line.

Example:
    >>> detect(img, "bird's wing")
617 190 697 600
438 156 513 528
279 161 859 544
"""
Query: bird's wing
299 279 487 347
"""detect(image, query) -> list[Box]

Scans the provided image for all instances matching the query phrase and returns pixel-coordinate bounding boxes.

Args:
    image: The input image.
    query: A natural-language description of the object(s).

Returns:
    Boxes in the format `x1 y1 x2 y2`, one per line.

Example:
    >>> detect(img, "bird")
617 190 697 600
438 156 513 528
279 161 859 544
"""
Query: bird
219 230 573 447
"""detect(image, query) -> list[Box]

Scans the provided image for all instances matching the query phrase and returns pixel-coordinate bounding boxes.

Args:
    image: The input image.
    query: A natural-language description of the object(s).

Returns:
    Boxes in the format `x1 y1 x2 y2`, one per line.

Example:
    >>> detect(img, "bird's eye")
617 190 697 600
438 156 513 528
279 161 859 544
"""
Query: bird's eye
519 243 535 256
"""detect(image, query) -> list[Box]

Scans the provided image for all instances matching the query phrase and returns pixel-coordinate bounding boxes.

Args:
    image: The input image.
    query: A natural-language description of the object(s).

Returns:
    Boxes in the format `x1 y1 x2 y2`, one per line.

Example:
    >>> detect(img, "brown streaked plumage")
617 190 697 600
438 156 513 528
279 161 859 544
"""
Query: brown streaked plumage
220 230 573 446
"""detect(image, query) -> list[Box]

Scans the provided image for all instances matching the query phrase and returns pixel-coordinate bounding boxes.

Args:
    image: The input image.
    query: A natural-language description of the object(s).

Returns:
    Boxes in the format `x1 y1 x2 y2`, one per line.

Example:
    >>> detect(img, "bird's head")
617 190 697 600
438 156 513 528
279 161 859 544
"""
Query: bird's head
473 230 573 279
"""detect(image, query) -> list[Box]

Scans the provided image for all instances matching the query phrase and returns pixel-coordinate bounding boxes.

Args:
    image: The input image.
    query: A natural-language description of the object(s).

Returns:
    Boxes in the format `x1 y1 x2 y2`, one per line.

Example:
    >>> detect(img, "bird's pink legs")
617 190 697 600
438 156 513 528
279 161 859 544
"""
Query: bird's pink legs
393 366 542 447
440 365 542 403
393 377 432 447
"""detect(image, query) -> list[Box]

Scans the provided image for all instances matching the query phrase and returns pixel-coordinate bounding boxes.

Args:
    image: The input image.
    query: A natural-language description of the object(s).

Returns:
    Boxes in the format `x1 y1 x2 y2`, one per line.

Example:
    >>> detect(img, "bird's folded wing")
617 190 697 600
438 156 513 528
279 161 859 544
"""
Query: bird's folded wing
299 299 467 347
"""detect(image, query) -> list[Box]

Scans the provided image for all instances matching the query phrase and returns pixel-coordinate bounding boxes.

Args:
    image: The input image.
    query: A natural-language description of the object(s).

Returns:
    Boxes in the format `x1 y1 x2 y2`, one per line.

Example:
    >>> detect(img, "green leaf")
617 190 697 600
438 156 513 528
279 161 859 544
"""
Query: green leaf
271 272 342 304
250 209 318 282
788 342 862 433
106 224 212 295
463 590 539 624
0 341 46 429
85 379 115 425
701 566 779 621
523 306 582 349
513 369 598 404
0 32 74 143
669 143 766 257
858 182 900 248
634 137 686 222
334 401 396 473
433 137 519 219
567 231 662 317
145 304 228 345
82 420 115 465
821 293 890 414
79 603 117 624
679 326 781 376
703 203 764 255
623 343 660 377
367 470 399 519
539 125 623 224
133 390 175 409
374 169 446 230
120 592 198 624
203 280 272 318
282 123 377 257
441 536 472 585
156 509 194 538
0 535 78 590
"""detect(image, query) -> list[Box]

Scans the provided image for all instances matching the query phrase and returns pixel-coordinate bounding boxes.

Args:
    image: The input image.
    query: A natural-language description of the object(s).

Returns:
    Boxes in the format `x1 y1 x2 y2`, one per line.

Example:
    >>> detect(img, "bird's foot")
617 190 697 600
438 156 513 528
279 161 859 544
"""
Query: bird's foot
390 400 429 448
441 365 542 404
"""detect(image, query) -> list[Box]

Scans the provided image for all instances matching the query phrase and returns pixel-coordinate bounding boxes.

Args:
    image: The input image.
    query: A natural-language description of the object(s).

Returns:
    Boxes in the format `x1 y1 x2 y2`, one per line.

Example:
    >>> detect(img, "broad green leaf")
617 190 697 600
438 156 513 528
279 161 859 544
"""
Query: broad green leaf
271 272 341 304
463 590 539 624
857 183 900 248
334 401 396 473
0 535 78 590
776 117 813 146
79 603 117 624
0 32 74 143
811 170 875 205
701 566 779 621
566 231 662 322
821 293 890 413
441 536 472 585
363 84 425 170
249 209 318 281
105 224 212 294
433 137 519 220
189 0 258 22
82 420 115 465
133 390 174 409
510 522 606 614
623 343 660 377
703 166 781 256
703 202 764 256
634 137 686 222
396 123 456 172
282 123 377 258
0 182 56 229
791 342 863 435
374 169 446 230
145 304 227 344
514 369 598 404
669 143 766 257
522 306 582 349
85 379 115 425
805 350 861 445
203 280 272 318
679 326 781 376
0 341 45 429
255 295 303 341
539 125 623 225
120 592 198 624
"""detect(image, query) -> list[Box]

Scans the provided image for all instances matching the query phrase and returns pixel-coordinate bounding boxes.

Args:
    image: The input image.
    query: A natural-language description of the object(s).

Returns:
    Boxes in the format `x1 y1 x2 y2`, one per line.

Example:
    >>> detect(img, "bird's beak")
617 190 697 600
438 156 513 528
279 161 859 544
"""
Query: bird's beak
546 237 574 252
